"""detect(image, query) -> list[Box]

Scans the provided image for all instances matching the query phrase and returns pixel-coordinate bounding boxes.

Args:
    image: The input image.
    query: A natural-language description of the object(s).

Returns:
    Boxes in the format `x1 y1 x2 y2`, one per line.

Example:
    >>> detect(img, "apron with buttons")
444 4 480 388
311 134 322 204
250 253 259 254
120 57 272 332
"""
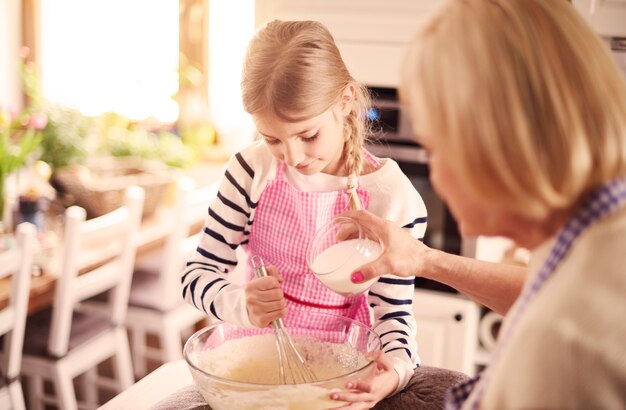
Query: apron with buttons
243 152 381 330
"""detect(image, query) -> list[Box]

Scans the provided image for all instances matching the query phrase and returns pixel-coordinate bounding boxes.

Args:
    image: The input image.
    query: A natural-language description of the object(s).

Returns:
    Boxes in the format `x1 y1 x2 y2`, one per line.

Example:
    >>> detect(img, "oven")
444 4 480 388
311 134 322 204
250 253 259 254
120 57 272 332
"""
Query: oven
365 86 465 294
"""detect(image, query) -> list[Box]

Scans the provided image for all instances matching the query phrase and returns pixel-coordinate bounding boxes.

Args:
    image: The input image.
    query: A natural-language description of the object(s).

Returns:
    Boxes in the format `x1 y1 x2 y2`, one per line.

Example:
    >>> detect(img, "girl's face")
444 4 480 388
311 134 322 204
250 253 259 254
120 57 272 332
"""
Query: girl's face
252 90 353 177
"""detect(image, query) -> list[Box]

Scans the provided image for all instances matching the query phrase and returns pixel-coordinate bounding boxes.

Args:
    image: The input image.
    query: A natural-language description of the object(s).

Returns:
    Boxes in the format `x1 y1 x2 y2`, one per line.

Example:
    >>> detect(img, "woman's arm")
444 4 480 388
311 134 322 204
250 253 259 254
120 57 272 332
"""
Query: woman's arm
340 210 526 315
424 248 525 314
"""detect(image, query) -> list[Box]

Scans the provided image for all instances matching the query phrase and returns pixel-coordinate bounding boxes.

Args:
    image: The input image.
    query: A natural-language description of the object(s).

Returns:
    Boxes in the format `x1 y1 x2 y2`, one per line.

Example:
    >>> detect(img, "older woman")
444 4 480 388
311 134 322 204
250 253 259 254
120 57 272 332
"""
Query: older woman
341 0 626 408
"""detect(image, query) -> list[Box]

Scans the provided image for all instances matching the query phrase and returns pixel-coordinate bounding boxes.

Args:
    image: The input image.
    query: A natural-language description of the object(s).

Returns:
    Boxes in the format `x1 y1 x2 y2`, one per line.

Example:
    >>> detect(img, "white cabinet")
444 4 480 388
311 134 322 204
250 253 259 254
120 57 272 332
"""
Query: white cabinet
412 289 479 376
573 0 626 37
255 0 443 87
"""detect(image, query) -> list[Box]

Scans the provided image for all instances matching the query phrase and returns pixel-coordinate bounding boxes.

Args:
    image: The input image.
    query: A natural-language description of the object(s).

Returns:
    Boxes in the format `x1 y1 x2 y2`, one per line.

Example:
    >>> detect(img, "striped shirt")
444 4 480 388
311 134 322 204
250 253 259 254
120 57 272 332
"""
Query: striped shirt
182 141 428 391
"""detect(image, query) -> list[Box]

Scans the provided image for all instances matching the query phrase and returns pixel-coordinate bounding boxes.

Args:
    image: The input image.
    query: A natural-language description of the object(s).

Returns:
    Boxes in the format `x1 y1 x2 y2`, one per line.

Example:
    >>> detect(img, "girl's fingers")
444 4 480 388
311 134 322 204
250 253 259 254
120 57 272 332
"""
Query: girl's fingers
345 379 373 393
330 389 375 404
265 265 283 282
259 299 286 312
249 305 288 327
255 276 281 290
246 291 286 310
245 264 287 327
256 287 284 302
260 307 288 324
365 349 394 371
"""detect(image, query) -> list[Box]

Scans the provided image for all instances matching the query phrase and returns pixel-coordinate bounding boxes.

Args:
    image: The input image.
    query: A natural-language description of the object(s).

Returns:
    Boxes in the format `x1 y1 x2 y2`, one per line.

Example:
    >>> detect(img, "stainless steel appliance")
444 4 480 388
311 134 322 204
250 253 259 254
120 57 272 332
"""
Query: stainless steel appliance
610 37 626 79
365 86 463 293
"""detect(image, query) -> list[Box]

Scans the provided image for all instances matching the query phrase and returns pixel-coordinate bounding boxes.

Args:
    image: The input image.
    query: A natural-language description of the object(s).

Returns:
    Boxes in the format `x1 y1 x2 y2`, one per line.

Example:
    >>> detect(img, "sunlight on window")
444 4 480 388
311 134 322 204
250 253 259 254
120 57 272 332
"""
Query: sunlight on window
208 0 256 150
0 1 20 109
40 0 179 122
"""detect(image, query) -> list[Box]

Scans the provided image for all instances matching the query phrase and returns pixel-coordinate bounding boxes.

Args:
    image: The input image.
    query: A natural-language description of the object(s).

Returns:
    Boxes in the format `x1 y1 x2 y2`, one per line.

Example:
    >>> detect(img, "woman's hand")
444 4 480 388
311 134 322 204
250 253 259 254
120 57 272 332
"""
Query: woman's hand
338 210 432 283
244 265 287 327
329 350 399 409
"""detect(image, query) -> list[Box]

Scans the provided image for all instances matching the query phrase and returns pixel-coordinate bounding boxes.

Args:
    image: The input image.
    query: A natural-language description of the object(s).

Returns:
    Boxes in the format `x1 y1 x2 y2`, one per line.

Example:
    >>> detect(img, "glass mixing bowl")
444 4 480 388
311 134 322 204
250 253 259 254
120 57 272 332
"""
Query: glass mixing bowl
307 216 382 296
184 312 381 410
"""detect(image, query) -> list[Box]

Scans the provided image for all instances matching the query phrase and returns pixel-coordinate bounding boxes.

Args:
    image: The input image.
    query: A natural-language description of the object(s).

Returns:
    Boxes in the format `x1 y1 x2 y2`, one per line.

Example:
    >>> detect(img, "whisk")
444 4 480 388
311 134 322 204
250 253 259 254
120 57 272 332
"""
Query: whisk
251 255 318 384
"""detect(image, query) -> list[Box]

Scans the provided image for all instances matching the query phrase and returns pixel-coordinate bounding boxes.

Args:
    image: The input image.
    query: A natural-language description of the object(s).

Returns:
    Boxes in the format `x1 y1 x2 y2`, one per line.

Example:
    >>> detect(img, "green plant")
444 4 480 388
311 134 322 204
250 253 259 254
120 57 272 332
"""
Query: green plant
99 112 195 168
19 46 93 172
39 104 92 171
0 107 45 218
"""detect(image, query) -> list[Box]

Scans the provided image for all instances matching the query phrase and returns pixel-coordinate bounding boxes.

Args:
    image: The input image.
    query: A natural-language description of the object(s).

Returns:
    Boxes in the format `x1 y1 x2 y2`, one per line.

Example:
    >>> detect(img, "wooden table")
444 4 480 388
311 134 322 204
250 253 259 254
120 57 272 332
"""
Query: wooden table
0 160 226 314
0 204 177 314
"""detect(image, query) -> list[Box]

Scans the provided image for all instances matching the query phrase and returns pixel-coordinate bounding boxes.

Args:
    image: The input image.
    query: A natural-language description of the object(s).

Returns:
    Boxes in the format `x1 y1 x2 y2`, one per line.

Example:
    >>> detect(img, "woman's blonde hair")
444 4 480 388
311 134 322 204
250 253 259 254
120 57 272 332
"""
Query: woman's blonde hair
241 20 372 176
401 0 626 220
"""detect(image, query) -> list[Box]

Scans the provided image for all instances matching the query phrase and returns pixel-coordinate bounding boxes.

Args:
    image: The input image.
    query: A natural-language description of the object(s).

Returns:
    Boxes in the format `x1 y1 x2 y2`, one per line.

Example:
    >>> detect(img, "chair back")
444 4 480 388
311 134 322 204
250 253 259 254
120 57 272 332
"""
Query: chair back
158 178 217 310
0 223 36 380
48 186 144 357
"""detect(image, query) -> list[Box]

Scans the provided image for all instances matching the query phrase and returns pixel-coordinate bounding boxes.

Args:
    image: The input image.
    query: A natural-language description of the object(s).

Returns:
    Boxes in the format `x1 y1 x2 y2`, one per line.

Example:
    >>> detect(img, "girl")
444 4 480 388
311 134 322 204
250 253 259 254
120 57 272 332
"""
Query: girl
182 20 429 408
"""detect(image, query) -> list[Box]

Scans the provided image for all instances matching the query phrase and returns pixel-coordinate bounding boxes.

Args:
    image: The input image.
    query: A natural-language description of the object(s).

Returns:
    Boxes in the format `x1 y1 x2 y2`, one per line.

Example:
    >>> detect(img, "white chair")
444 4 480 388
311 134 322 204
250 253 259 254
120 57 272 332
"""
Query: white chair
20 186 144 410
0 223 36 410
125 178 217 378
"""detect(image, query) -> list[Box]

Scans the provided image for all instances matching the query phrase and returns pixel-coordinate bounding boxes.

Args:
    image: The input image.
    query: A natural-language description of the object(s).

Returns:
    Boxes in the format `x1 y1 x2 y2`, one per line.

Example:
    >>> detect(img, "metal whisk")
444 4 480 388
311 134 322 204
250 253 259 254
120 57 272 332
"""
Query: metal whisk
251 255 318 384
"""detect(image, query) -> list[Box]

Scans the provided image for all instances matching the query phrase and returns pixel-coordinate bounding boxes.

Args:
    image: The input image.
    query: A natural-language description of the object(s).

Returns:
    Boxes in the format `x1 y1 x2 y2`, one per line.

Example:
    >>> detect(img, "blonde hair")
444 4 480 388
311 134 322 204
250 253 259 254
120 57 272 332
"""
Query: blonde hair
401 0 626 220
241 20 372 176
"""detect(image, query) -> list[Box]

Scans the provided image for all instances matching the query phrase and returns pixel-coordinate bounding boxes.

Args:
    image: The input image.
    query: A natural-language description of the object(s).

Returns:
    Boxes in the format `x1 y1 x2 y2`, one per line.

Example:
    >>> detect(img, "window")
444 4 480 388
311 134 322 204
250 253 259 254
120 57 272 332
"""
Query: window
0 1 21 108
39 0 179 122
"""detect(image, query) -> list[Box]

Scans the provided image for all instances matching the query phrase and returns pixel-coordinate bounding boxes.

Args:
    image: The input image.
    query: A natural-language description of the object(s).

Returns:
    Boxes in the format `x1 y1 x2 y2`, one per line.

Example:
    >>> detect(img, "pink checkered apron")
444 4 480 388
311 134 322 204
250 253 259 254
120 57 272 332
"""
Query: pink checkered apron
242 152 381 332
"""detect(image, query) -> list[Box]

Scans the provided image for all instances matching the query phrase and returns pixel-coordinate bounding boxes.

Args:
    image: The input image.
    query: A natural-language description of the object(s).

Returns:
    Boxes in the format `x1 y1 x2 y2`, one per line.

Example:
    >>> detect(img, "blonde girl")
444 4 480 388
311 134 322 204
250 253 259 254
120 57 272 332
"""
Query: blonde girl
182 20 464 408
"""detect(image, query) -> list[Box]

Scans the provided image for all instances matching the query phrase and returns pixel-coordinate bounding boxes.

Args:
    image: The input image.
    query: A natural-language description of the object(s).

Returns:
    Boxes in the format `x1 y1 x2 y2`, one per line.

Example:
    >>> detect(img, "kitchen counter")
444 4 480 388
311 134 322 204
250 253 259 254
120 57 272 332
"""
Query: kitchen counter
99 360 194 410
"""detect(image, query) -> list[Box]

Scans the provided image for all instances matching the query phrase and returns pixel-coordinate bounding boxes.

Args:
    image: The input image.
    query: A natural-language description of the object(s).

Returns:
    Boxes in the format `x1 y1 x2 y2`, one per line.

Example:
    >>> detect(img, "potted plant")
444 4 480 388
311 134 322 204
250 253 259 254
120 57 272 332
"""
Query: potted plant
39 104 92 171
0 106 46 224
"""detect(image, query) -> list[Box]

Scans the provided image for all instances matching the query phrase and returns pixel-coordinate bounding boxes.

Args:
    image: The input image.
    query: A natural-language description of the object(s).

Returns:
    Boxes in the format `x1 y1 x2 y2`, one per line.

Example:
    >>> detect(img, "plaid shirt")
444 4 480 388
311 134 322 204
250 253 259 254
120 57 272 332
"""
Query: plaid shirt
446 178 626 409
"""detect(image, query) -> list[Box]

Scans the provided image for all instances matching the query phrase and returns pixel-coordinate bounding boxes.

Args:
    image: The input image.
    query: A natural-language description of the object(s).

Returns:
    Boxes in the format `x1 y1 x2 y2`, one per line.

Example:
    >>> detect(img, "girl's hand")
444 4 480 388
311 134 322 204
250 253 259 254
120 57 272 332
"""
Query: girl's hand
329 350 399 409
244 265 287 327
337 210 432 282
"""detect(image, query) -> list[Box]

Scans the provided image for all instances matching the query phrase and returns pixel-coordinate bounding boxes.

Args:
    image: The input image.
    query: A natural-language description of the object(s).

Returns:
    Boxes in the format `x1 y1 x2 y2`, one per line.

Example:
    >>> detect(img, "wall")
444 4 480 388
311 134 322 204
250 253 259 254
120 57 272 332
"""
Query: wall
572 0 626 37
255 0 443 88
208 0 256 154
0 0 22 111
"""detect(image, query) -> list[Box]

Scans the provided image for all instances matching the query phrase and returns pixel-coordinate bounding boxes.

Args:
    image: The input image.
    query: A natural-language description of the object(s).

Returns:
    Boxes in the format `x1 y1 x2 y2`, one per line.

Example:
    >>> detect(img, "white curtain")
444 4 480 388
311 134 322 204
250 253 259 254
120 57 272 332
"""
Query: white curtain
39 0 179 122
0 0 22 111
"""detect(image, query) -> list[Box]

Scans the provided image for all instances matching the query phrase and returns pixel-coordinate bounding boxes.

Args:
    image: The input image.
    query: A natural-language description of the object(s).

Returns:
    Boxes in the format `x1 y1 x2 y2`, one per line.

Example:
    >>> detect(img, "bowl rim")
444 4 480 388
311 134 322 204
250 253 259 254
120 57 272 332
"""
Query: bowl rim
183 314 382 388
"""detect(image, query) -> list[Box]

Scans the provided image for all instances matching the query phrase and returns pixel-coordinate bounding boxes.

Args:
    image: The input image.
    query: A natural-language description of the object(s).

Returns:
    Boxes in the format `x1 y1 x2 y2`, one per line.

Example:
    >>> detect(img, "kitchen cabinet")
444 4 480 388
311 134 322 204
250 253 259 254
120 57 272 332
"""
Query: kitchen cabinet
572 0 626 37
255 0 443 87
412 289 480 376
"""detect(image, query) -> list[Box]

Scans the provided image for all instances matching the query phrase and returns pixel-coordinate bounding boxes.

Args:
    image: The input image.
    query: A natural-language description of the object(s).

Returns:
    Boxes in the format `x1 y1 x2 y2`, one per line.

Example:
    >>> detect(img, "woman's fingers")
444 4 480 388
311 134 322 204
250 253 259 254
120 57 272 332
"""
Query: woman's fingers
338 209 380 227
340 210 429 280
350 257 392 283
335 222 361 241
